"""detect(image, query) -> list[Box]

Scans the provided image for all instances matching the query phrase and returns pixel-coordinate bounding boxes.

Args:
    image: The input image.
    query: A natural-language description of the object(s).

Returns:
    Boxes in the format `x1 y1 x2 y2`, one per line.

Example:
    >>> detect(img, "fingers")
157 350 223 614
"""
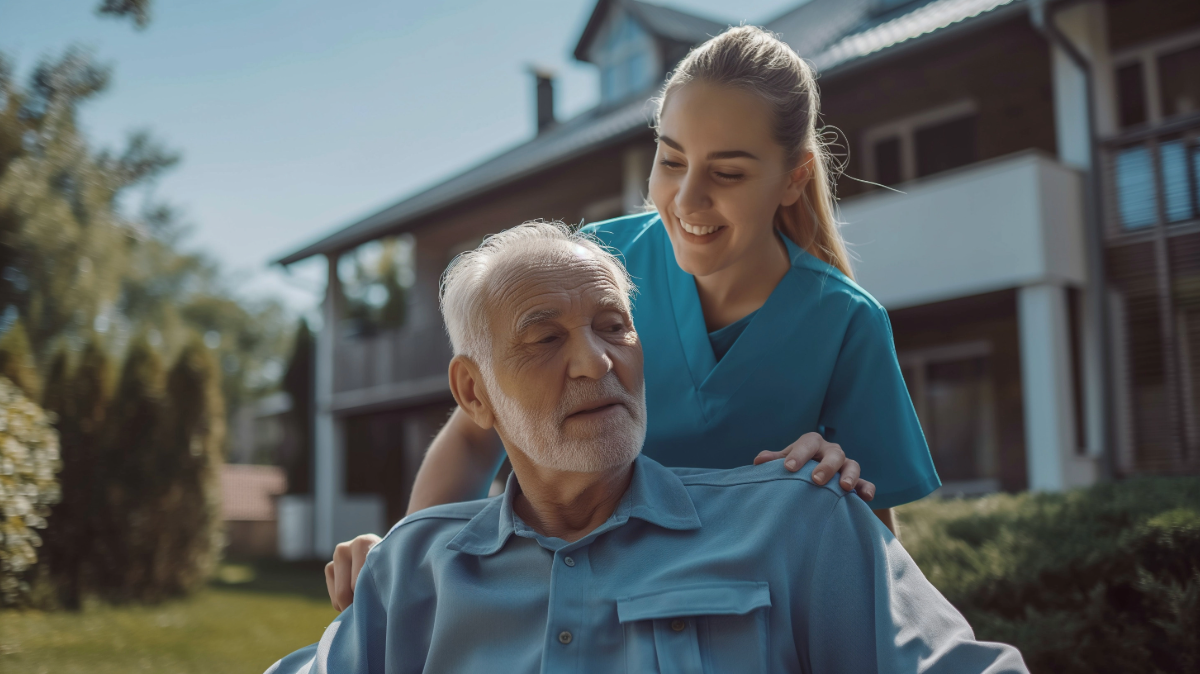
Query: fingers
330 541 355 612
781 433 824 472
753 449 787 465
855 477 877 502
810 441 845 485
837 459 861 492
348 534 380 597
325 561 339 611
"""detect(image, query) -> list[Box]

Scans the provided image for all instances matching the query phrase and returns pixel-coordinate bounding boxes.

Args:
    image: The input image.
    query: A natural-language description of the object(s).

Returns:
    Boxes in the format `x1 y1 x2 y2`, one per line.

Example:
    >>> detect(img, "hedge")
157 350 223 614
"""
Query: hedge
899 477 1200 674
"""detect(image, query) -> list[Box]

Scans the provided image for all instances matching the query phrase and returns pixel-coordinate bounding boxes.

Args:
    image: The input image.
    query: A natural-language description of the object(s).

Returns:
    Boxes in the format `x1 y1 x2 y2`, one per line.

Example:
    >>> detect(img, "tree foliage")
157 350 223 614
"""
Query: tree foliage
35 335 224 606
0 44 290 451
96 0 152 29
0 376 61 606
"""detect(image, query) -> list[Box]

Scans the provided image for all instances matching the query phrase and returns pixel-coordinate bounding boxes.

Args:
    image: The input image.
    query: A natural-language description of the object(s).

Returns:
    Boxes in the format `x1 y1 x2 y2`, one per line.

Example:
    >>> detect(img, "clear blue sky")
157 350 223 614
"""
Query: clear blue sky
0 0 800 319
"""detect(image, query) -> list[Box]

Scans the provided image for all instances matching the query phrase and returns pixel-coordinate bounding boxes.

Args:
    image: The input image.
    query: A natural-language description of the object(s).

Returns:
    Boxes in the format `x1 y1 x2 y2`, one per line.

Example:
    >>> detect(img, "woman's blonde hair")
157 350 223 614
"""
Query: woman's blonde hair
653 25 853 279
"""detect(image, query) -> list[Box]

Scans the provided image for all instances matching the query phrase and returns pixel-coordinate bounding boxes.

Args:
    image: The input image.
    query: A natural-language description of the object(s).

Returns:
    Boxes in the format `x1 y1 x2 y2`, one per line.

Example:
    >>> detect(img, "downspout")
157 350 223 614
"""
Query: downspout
1029 0 1117 480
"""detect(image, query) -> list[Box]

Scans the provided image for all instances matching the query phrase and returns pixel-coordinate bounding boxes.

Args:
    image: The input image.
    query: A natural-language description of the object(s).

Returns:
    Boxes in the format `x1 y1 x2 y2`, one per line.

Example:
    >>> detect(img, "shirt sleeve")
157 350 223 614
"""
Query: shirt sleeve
800 494 1028 674
262 564 389 674
818 302 940 508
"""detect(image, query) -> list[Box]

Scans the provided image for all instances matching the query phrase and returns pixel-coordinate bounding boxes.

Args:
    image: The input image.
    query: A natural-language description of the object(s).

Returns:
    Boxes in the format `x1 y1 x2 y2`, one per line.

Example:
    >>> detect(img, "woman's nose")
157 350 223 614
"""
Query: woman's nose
675 168 711 214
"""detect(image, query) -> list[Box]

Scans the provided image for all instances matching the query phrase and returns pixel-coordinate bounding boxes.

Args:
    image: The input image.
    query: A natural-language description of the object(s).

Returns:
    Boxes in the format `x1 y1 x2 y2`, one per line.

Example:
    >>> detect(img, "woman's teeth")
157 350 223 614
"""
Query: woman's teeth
681 220 720 236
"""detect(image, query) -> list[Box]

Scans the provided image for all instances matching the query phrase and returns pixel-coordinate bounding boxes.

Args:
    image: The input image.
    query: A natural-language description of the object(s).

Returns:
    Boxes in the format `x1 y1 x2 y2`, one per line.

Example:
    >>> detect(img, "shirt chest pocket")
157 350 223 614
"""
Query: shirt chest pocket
616 581 771 674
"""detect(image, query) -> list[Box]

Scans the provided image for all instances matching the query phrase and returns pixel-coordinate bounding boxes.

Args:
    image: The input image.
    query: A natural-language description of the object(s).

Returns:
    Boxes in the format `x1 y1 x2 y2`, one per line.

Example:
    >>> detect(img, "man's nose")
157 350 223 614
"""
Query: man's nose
676 167 711 214
565 329 613 380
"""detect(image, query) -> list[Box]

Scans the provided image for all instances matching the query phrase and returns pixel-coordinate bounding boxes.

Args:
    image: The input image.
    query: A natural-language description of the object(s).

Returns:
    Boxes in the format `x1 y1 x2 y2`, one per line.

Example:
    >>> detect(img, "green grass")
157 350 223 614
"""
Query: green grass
0 558 338 674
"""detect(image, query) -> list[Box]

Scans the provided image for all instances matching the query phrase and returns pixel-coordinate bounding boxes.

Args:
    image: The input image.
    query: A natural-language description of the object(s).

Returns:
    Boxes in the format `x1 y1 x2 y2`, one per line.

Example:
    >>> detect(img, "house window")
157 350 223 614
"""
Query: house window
336 235 415 337
597 13 656 103
863 100 978 186
1111 31 1200 230
1116 61 1148 128
900 341 999 494
914 115 978 178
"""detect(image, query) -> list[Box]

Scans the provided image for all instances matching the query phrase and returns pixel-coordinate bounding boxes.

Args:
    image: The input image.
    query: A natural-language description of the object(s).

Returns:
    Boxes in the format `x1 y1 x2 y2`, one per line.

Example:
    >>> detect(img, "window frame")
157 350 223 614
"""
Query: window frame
861 99 978 186
1110 27 1200 128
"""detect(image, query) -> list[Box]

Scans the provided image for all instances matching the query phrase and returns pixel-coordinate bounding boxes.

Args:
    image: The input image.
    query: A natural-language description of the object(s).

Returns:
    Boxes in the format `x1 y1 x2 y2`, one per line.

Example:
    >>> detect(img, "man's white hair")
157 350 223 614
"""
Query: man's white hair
438 220 635 362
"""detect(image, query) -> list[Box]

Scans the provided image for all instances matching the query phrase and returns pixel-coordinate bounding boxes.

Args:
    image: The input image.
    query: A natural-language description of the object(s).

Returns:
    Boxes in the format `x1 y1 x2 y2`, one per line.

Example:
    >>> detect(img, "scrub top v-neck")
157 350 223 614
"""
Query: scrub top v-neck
582 212 940 510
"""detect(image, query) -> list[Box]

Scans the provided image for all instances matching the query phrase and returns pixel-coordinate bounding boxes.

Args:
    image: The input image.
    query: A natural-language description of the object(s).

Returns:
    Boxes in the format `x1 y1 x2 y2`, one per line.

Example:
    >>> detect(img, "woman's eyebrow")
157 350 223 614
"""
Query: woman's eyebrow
657 135 759 161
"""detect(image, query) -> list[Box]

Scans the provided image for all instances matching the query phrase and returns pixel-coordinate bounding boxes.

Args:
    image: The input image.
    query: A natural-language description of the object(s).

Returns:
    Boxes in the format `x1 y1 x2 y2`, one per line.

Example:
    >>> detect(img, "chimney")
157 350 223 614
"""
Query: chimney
528 66 556 134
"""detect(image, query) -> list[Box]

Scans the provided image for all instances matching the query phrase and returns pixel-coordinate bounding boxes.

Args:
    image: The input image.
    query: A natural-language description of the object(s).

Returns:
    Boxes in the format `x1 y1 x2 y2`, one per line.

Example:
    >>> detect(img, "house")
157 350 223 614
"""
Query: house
274 0 1200 557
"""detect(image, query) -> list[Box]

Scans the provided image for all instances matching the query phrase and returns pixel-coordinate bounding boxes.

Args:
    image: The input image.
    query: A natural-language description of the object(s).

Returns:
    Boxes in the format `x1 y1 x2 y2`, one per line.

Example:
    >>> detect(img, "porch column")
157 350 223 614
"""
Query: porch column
1018 283 1096 491
622 145 653 214
314 253 345 557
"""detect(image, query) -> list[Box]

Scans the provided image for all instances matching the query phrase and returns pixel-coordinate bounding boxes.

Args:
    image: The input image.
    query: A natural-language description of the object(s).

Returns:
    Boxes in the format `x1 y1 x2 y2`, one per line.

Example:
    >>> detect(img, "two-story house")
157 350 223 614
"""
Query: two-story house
274 0 1200 557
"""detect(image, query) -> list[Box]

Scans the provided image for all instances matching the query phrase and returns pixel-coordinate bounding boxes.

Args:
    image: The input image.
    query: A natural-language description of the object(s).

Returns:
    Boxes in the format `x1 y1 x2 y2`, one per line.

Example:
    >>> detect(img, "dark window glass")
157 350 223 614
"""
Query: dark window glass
1158 45 1200 120
1116 61 1147 128
873 136 903 186
925 356 996 482
914 115 977 178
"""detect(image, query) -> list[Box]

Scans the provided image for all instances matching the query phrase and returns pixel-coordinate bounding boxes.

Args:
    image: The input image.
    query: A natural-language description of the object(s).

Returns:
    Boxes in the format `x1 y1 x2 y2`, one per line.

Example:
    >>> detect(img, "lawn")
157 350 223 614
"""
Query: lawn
0 559 338 674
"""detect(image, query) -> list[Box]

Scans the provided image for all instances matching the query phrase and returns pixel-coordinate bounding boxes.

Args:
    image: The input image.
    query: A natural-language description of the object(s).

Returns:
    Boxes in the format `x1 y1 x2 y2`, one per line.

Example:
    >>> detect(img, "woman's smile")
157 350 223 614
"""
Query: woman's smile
679 218 727 242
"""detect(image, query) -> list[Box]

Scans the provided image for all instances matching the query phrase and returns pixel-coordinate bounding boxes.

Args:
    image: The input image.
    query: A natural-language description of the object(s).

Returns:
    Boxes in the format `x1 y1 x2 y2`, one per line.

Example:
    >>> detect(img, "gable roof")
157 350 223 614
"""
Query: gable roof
276 0 1032 266
573 0 727 62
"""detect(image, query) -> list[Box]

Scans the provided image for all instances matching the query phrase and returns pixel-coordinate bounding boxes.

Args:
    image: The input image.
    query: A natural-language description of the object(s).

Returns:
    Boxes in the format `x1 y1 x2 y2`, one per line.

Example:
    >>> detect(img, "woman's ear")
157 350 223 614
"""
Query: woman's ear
448 355 497 430
779 150 814 208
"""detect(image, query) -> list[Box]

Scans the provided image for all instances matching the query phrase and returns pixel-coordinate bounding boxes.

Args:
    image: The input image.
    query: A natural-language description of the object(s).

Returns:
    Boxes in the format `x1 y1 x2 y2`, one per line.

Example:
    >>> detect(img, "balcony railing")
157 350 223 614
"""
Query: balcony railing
331 320 452 414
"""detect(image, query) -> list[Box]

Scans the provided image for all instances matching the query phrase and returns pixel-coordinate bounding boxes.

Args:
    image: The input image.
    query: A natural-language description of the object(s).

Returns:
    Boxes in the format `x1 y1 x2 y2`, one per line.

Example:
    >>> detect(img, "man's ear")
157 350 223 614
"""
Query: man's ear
779 150 814 208
448 355 496 430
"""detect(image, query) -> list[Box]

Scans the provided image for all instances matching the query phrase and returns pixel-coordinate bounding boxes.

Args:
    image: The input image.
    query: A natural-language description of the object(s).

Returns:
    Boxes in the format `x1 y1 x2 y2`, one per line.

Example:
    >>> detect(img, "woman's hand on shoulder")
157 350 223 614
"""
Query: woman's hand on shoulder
325 533 383 612
752 432 876 502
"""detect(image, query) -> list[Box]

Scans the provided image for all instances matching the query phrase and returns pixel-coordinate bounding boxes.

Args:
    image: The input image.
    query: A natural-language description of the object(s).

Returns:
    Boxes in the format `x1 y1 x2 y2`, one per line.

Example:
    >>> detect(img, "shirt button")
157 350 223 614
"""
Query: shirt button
563 556 575 567
671 619 687 632
558 631 573 644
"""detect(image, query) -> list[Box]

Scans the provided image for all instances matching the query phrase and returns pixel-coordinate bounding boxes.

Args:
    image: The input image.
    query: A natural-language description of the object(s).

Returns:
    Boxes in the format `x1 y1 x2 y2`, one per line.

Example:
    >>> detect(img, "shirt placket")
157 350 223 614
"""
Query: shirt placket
539 543 593 673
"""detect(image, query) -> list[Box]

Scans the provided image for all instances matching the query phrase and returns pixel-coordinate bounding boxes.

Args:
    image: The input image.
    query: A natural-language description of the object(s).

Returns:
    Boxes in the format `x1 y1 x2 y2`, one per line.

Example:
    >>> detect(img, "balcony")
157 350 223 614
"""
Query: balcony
839 150 1087 309
331 320 452 415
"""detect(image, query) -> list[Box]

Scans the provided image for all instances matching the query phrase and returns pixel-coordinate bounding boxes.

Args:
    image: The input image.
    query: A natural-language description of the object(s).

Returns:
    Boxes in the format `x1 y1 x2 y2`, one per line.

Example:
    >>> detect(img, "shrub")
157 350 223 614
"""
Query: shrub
0 376 61 606
899 478 1200 674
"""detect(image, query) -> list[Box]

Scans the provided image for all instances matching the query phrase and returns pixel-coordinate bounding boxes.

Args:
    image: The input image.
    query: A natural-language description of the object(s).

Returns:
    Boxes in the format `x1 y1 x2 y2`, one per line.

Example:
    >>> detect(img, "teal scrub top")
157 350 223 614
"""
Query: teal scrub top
581 212 940 509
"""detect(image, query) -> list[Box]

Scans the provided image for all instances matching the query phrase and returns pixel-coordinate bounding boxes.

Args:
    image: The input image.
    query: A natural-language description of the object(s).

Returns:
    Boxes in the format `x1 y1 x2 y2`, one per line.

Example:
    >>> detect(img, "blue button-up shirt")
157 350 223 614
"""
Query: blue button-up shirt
266 457 1025 673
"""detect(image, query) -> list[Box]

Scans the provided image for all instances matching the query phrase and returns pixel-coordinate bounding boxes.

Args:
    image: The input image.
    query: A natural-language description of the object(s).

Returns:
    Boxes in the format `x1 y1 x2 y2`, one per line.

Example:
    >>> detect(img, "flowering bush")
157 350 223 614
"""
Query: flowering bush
0 376 61 605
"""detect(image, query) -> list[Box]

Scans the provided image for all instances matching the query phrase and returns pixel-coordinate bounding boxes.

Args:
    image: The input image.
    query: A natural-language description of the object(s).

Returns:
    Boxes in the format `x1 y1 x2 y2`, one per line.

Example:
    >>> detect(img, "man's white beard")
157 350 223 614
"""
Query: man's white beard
482 368 646 473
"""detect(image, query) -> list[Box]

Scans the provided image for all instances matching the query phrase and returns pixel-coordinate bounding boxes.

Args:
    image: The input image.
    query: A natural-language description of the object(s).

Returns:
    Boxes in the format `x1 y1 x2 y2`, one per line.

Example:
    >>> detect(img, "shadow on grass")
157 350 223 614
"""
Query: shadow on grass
210 557 331 603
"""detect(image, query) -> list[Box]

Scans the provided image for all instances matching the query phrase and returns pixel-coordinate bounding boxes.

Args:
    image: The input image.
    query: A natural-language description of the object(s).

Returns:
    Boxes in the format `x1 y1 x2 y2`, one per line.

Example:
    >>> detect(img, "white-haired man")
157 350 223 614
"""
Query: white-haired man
266 222 1026 674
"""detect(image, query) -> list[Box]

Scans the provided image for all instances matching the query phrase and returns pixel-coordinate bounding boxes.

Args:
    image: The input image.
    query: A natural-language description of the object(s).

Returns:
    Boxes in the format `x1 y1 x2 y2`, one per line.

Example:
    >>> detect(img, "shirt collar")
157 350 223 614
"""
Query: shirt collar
446 454 701 557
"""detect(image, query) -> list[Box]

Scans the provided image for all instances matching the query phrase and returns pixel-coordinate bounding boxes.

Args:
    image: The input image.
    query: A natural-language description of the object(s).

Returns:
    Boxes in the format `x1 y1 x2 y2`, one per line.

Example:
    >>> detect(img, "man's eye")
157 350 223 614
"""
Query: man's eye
537 335 559 344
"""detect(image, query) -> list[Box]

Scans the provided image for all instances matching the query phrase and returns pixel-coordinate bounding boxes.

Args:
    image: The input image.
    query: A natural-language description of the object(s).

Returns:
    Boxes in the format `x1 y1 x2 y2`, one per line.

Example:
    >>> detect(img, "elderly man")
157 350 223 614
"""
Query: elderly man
266 222 1026 674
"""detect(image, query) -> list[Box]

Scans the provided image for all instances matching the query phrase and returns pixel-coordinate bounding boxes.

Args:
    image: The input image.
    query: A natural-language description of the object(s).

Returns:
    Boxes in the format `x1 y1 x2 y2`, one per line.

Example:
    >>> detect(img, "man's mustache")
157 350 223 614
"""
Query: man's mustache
556 374 641 423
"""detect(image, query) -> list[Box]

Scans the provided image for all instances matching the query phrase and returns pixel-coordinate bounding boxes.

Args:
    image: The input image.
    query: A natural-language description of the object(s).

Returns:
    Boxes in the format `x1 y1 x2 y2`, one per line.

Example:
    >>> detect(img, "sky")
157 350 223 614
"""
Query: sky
0 0 801 321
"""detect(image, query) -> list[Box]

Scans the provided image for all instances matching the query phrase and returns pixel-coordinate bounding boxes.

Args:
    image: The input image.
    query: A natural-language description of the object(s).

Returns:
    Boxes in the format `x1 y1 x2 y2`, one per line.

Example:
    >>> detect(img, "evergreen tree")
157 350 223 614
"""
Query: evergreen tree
39 338 113 606
149 338 225 596
282 319 313 494
94 334 165 600
0 320 41 400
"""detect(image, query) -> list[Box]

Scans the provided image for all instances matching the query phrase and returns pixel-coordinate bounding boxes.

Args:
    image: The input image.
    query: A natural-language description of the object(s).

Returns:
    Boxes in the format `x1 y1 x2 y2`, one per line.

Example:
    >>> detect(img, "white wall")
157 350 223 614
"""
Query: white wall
839 151 1087 310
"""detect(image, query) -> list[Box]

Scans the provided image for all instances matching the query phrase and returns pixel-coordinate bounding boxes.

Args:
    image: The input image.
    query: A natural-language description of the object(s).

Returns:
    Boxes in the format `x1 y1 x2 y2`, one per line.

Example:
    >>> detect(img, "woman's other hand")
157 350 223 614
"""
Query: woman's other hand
325 533 382 611
752 432 876 502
